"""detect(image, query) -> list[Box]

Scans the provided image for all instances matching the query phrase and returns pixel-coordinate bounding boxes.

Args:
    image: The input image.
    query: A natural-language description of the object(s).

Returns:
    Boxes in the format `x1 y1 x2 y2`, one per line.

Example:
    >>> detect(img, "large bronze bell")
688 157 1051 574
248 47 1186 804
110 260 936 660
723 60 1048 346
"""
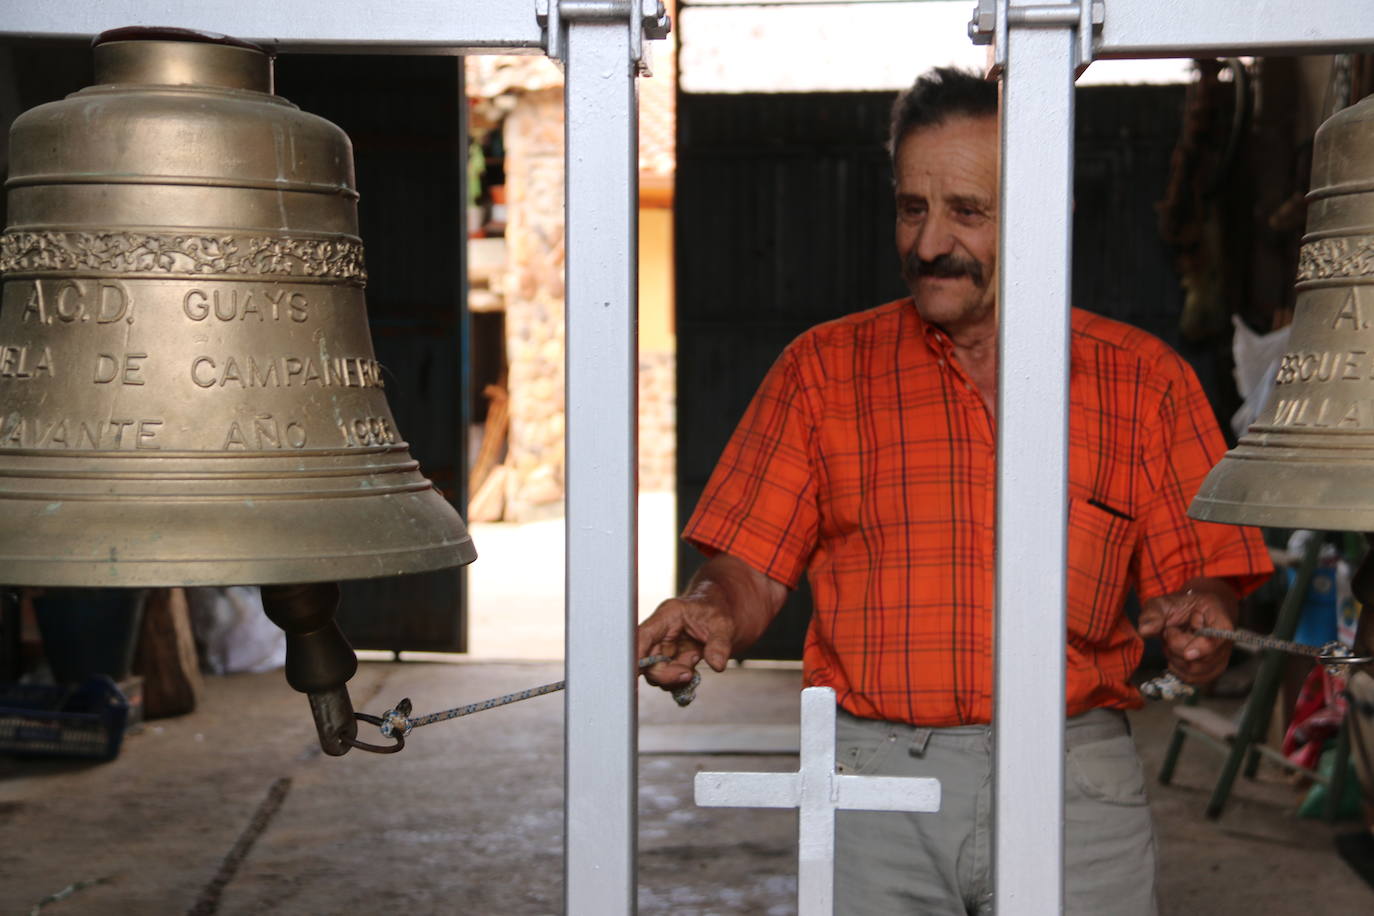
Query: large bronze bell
1191 94 1374 531
0 29 475 584
0 29 476 755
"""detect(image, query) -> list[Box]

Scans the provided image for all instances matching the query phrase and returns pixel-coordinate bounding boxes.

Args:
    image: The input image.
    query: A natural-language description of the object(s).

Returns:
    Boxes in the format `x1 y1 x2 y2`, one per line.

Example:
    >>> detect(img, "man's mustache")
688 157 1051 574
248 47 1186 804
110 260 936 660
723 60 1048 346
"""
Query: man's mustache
902 251 987 287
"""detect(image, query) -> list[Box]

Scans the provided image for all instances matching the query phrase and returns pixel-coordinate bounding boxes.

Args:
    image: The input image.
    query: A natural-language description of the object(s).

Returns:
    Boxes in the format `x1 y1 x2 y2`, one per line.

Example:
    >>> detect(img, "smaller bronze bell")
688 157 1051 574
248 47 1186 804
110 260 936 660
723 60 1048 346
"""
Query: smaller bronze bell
1191 94 1374 532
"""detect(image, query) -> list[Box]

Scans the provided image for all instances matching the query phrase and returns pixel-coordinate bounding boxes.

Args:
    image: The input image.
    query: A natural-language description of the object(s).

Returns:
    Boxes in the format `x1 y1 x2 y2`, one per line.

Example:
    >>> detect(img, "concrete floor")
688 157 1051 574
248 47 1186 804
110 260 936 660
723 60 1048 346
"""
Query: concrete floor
2 494 1372 914
3 663 1372 915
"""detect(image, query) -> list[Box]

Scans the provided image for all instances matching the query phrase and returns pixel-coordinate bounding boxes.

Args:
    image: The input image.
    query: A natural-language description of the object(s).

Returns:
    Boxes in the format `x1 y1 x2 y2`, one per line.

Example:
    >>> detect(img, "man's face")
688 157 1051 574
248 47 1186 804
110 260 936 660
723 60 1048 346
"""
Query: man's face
893 115 998 334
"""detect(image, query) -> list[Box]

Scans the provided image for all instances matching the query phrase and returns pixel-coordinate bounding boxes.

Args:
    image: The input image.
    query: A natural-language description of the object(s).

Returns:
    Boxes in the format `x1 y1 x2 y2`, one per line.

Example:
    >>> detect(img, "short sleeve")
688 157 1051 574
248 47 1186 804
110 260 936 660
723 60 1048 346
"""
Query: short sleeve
683 343 820 588
1135 350 1273 601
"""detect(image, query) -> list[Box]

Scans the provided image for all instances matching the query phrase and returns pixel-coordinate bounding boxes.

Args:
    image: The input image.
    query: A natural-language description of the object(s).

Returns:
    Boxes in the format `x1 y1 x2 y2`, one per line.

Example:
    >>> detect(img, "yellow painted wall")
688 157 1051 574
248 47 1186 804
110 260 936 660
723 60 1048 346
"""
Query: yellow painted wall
638 206 675 353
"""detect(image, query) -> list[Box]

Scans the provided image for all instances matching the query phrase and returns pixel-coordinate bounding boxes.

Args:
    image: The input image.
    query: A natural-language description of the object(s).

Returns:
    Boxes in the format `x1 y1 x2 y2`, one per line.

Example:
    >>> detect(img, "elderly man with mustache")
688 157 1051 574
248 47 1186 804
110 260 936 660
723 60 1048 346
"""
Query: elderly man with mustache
639 67 1272 915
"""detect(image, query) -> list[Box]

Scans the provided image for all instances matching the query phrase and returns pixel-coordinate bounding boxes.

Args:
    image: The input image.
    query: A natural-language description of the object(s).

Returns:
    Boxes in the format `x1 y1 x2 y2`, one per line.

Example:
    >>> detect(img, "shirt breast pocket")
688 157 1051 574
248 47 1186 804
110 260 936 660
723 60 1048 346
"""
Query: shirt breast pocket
1066 497 1138 645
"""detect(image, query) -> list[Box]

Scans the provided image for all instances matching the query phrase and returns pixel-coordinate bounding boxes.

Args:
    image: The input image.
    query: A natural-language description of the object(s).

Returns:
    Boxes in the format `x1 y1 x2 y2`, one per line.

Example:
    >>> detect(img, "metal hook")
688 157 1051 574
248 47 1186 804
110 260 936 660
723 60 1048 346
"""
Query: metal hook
344 712 406 754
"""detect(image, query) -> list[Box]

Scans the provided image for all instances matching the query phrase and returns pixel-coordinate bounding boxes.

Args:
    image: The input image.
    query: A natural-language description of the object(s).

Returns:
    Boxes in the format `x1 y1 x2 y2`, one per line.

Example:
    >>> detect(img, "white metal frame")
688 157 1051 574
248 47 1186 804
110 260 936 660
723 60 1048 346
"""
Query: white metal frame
991 5 1075 909
561 9 640 910
4 1 1374 913
974 2 1374 909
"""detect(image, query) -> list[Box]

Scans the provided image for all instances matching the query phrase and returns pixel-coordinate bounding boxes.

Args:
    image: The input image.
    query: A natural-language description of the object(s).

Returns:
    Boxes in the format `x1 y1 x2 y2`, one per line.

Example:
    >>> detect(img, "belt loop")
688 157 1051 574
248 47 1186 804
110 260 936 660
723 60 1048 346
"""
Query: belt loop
907 727 933 758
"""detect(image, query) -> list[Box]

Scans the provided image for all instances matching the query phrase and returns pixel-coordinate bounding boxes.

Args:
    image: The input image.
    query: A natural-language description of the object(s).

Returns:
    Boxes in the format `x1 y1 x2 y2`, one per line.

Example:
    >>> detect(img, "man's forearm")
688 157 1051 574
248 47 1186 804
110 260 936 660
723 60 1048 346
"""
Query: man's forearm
680 553 788 656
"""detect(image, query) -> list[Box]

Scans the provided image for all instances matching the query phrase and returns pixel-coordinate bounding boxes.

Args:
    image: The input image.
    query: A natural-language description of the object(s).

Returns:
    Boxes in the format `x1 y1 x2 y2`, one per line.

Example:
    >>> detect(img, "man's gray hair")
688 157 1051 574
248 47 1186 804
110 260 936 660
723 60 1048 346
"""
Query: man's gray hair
888 67 997 158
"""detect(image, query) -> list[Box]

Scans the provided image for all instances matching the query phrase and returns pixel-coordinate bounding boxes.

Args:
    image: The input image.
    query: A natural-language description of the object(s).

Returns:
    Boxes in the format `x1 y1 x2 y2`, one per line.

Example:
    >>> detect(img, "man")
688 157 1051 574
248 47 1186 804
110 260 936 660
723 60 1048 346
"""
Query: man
639 67 1272 914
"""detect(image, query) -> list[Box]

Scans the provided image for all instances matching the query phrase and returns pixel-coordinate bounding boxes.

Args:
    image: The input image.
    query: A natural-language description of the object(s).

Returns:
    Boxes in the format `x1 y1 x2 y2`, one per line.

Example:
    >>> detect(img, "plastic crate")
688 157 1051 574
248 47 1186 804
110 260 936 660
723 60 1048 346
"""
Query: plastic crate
0 676 130 761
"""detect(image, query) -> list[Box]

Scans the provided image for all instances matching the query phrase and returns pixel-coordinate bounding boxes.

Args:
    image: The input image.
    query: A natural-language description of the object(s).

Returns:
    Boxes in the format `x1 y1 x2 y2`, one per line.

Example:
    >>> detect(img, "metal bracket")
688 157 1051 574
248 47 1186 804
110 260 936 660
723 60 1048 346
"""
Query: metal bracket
969 0 1104 73
537 0 670 67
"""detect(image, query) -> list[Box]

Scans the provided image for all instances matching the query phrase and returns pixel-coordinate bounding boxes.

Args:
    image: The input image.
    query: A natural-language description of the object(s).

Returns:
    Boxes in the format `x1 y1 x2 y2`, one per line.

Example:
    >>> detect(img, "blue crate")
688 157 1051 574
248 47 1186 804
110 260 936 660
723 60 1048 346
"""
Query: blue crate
1287 565 1340 648
0 675 130 761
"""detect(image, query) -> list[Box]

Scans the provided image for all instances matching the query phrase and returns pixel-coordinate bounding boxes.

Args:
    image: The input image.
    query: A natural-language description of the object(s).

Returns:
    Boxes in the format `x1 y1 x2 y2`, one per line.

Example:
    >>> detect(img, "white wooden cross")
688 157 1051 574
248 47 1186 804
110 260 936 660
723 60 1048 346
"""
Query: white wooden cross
694 687 942 916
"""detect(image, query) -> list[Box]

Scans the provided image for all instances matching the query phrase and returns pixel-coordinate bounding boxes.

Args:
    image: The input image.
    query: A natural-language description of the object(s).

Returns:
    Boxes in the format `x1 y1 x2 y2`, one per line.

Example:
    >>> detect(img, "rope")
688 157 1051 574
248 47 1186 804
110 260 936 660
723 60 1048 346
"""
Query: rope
1194 626 1328 658
376 655 698 738
1139 627 1372 701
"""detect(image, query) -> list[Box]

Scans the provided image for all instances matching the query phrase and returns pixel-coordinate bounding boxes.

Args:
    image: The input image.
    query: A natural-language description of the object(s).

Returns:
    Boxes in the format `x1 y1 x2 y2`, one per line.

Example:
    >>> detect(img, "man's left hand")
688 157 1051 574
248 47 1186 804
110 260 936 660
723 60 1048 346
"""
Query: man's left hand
1137 577 1239 685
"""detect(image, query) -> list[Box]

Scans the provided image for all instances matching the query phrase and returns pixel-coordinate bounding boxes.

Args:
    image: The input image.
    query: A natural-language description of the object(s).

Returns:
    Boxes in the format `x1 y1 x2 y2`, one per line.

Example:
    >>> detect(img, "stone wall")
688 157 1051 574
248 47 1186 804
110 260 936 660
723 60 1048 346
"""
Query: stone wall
639 350 675 493
472 61 677 522
502 89 567 520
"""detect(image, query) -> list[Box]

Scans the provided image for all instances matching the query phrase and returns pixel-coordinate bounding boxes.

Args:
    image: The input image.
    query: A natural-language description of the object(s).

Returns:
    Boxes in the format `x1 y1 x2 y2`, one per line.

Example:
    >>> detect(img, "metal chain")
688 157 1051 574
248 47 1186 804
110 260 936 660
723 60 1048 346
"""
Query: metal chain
344 655 698 753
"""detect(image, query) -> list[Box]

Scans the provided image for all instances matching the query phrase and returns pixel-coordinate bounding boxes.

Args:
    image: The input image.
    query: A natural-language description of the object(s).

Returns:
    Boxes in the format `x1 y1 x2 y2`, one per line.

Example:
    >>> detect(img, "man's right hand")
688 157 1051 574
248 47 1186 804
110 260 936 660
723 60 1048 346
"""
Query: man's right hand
636 553 789 691
637 594 737 688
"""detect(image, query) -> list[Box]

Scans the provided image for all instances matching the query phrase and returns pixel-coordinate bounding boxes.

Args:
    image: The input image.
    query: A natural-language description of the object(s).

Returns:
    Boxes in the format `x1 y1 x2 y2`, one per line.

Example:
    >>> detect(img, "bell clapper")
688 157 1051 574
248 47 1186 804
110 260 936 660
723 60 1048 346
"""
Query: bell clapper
260 582 360 756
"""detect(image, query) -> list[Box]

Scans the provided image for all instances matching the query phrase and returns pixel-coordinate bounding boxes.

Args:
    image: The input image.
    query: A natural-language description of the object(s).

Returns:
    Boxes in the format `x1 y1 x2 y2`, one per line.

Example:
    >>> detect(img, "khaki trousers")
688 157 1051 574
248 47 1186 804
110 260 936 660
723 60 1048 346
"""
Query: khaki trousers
834 708 1158 916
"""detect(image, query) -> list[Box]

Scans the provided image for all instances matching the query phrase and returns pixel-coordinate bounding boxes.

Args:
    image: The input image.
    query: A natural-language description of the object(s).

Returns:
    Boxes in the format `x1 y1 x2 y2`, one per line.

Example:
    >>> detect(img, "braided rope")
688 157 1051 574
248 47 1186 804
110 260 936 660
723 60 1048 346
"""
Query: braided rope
1139 627 1368 701
1193 626 1328 658
377 655 698 738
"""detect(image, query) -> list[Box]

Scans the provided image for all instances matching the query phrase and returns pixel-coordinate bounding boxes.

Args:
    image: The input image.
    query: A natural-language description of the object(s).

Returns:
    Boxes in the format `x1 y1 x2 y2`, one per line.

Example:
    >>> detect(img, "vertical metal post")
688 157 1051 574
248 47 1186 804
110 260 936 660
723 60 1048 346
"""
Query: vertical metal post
993 4 1077 912
796 690 838 914
563 13 640 916
455 56 474 649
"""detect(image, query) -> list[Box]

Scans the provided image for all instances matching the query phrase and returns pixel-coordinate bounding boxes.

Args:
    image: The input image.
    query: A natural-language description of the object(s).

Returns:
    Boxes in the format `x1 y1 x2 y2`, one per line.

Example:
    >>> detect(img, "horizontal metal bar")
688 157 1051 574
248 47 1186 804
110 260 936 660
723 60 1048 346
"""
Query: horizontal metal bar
0 0 545 52
1007 4 1081 26
832 775 941 812
560 0 633 20
695 772 803 808
1097 0 1374 58
683 0 944 5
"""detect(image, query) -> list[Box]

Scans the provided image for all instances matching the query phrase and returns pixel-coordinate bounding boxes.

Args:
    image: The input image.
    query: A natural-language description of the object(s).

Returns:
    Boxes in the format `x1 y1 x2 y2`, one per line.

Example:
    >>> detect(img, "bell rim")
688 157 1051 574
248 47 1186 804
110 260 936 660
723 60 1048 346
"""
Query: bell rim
1188 496 1374 532
1190 444 1374 532
0 485 478 587
0 540 479 588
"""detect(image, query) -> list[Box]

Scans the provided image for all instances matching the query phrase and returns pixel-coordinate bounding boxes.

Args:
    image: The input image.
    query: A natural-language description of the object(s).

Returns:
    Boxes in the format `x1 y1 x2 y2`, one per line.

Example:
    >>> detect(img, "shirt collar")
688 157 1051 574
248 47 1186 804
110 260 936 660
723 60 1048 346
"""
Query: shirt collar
907 298 1084 382
906 298 957 358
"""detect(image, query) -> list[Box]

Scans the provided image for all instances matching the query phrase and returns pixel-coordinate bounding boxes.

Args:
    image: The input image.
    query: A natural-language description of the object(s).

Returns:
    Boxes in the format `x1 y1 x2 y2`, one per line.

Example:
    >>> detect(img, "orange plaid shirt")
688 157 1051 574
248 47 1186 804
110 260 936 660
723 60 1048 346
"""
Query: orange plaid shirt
684 299 1273 726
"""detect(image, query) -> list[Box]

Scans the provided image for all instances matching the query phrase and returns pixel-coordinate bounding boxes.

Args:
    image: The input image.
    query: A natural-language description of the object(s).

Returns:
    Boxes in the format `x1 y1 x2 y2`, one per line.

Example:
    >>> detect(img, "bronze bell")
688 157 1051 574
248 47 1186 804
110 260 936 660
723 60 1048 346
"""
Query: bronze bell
0 29 477 755
1191 94 1374 531
0 29 476 584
